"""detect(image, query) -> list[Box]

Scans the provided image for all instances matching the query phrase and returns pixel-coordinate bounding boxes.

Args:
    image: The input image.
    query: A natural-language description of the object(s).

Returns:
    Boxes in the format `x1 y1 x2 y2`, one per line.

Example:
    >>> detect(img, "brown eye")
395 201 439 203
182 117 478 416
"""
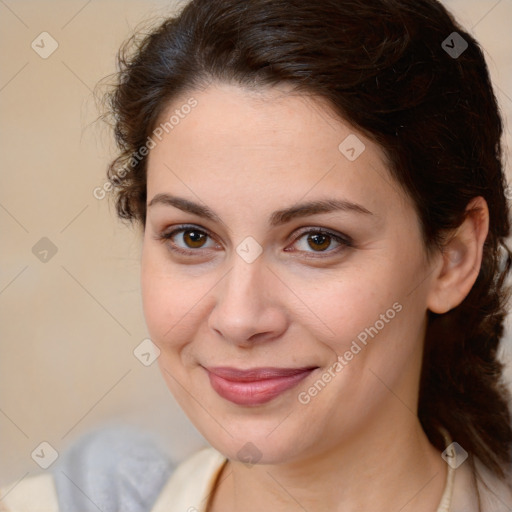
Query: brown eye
182 229 207 248
158 225 219 255
306 232 332 251
288 228 353 257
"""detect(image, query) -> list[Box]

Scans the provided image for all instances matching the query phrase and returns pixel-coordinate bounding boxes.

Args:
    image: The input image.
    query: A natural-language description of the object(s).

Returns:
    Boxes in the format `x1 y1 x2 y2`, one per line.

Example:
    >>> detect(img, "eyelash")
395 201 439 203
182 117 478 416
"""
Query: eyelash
156 224 354 259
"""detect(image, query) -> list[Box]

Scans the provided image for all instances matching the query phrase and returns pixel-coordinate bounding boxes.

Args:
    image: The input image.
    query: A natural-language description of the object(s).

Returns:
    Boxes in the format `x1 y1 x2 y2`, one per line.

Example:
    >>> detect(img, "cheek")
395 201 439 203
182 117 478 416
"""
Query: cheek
141 243 184 346
297 271 397 349
141 275 170 343
299 262 424 396
140 242 214 352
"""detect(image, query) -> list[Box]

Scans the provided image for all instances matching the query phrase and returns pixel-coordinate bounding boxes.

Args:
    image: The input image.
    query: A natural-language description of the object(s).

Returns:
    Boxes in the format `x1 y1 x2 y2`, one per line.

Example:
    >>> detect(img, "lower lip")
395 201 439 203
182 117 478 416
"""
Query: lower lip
206 369 316 406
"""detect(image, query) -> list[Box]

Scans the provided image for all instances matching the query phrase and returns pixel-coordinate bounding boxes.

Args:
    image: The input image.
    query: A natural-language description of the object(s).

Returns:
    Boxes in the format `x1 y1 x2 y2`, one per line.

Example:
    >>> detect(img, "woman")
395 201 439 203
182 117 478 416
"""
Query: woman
1 0 512 510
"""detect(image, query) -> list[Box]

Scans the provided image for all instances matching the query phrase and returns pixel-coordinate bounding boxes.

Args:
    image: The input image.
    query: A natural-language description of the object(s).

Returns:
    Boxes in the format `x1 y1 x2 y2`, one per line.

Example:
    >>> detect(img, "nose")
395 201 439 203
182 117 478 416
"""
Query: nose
207 256 289 347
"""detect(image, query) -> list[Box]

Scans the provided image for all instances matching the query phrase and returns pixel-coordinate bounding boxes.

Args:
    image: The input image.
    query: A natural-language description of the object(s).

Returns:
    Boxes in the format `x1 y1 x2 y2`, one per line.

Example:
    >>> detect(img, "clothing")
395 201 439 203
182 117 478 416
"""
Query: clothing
0 425 176 512
143 445 512 512
1 426 512 511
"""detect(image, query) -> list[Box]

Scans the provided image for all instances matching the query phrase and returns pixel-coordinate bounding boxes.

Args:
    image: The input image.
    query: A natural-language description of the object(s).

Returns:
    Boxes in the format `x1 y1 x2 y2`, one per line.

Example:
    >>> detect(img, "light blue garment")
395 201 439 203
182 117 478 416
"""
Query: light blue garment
51 425 175 512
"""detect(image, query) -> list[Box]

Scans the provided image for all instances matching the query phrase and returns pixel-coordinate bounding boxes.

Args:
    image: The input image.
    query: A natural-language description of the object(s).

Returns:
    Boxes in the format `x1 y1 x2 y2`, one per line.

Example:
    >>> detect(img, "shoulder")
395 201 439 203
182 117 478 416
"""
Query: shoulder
475 459 512 512
0 425 176 512
0 473 58 512
445 455 512 512
151 446 227 512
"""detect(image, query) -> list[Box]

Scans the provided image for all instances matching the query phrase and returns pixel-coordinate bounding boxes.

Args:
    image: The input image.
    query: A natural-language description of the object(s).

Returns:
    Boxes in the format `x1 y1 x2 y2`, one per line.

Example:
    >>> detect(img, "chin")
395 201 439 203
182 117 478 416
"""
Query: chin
200 423 311 466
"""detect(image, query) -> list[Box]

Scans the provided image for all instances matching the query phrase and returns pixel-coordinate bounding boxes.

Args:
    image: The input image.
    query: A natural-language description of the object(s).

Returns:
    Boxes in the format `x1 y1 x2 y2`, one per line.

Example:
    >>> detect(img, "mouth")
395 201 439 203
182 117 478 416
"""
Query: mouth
204 366 318 406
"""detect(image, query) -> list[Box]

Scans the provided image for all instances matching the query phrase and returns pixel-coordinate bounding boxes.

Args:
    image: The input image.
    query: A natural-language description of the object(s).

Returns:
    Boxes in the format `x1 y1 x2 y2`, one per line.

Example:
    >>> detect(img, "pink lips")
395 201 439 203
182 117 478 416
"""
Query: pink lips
205 366 317 406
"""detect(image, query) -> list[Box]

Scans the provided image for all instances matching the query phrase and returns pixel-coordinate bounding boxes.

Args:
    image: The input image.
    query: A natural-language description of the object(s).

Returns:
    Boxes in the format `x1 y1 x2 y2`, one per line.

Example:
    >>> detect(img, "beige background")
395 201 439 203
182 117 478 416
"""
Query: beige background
1 0 512 486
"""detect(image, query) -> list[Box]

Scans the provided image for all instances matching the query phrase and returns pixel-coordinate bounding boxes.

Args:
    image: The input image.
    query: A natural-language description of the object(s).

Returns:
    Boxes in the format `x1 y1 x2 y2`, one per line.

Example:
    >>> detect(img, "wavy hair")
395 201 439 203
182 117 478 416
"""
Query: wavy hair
102 0 512 489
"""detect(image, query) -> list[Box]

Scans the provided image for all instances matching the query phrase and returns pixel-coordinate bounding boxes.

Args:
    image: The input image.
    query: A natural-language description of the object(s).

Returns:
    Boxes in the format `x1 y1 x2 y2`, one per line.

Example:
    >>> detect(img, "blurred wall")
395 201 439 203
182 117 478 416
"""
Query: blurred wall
1 0 512 486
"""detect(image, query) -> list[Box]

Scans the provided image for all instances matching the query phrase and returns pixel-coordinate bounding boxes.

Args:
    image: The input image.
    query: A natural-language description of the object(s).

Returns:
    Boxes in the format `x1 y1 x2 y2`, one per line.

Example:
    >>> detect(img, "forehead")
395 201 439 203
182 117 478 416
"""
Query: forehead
146 82 408 219
152 82 355 161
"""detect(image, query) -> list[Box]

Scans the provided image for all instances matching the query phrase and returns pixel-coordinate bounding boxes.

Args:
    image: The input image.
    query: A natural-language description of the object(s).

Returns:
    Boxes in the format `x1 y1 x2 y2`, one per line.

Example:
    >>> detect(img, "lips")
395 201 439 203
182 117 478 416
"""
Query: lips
205 366 317 406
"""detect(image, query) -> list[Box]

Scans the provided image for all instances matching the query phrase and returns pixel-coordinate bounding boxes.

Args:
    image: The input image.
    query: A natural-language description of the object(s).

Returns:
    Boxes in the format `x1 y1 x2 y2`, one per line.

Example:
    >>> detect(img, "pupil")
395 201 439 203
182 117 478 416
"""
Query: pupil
185 230 205 247
308 233 330 251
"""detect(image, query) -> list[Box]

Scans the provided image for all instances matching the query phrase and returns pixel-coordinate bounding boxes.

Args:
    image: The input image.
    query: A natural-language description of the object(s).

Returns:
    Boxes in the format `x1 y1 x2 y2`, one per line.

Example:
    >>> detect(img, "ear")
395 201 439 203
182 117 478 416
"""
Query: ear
427 196 489 314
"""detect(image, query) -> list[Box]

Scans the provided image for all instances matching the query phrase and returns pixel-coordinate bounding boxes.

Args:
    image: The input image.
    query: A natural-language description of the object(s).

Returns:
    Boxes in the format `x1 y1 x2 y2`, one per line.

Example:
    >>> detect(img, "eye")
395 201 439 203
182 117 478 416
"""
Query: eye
287 228 353 257
157 225 219 255
157 225 353 259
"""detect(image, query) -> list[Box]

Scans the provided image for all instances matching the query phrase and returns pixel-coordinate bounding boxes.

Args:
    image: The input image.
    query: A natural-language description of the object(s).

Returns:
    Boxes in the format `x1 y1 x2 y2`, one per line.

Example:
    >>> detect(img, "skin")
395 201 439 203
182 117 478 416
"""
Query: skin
141 82 489 511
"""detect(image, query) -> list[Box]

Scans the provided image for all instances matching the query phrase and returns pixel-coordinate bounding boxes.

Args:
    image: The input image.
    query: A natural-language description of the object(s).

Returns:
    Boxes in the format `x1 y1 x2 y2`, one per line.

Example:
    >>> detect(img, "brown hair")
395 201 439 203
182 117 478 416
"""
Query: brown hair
103 0 512 485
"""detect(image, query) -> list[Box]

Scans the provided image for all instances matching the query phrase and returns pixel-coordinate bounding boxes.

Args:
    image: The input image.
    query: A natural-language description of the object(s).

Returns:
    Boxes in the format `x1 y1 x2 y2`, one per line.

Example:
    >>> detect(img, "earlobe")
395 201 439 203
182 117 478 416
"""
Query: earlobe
427 197 489 314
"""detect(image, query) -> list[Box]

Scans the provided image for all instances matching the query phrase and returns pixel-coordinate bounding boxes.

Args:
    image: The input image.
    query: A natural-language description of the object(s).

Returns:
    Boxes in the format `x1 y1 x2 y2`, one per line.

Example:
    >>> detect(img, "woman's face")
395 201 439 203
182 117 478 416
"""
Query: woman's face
142 82 435 464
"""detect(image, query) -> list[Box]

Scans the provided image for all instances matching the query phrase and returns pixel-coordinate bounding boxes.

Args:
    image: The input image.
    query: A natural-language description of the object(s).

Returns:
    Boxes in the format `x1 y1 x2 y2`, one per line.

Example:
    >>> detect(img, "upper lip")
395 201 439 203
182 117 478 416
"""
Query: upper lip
205 366 318 382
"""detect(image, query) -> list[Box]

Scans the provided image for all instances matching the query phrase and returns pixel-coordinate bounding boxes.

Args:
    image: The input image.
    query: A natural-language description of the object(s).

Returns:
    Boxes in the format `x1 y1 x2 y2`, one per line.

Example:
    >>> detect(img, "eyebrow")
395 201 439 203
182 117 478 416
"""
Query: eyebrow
147 194 373 227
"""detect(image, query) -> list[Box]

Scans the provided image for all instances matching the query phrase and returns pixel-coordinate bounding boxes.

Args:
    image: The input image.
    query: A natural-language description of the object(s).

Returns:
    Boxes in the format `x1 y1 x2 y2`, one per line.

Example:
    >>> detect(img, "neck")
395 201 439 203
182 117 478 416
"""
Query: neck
209 413 448 512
